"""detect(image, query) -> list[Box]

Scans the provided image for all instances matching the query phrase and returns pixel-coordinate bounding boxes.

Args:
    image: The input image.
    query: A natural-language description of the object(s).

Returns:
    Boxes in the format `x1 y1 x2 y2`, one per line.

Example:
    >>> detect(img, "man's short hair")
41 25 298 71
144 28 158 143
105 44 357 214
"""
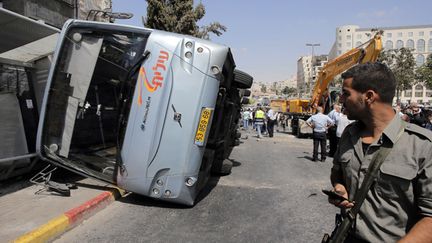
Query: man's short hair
341 62 396 104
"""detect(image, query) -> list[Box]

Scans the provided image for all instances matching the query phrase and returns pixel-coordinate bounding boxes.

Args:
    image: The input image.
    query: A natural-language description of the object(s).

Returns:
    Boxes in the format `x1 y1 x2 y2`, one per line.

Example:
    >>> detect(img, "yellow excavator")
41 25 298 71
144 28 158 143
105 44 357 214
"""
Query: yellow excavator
288 30 383 137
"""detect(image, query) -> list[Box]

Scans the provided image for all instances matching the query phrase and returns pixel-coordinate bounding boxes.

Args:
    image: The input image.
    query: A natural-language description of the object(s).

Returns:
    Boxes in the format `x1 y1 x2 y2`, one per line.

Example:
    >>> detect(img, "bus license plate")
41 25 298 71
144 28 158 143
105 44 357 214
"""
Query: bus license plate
194 108 212 146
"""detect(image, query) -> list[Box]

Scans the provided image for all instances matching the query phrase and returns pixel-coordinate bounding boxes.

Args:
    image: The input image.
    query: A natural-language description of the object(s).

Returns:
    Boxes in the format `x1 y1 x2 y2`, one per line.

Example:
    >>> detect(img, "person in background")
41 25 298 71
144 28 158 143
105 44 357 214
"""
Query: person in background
261 107 268 136
279 113 286 132
327 104 341 157
425 110 432 131
335 108 352 145
249 109 254 130
242 109 251 130
306 106 334 162
254 106 265 138
409 102 427 127
266 107 277 137
251 109 256 130
395 104 404 117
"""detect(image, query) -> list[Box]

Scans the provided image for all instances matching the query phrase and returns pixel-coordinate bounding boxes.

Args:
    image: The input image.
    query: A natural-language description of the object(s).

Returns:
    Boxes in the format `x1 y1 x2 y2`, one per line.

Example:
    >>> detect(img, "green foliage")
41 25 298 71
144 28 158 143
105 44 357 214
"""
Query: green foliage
416 54 432 88
144 0 226 39
282 86 296 96
378 47 416 101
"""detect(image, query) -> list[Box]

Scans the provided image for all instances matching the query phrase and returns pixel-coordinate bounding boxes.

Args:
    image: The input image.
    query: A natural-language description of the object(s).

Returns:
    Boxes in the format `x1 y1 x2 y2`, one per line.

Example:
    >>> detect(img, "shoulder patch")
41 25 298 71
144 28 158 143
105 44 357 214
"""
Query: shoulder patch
405 123 432 142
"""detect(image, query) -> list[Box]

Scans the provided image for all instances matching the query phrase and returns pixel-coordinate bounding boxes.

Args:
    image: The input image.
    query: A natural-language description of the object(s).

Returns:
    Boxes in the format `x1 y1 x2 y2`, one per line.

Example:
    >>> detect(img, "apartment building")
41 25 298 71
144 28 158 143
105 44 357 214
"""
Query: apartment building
329 24 432 105
297 55 312 96
297 54 328 97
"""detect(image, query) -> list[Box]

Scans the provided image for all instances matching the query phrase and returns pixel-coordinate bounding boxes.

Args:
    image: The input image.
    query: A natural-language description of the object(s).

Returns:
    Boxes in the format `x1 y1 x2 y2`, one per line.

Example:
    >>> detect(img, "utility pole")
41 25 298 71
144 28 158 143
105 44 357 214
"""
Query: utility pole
306 43 320 96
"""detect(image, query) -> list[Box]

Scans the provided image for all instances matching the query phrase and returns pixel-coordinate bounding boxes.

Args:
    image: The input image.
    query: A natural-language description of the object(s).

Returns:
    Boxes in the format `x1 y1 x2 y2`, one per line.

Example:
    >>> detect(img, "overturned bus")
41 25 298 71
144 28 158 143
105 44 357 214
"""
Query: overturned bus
36 20 253 205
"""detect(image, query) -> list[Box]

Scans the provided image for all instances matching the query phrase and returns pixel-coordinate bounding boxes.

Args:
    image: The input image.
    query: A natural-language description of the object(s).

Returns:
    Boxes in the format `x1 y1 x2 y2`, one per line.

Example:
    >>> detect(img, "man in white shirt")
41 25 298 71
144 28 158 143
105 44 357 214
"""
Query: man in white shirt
266 108 277 137
306 106 334 162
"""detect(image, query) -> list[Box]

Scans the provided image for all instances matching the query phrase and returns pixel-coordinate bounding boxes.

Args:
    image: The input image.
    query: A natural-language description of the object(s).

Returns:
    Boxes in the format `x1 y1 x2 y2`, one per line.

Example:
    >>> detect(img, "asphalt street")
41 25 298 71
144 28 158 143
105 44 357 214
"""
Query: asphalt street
55 129 339 243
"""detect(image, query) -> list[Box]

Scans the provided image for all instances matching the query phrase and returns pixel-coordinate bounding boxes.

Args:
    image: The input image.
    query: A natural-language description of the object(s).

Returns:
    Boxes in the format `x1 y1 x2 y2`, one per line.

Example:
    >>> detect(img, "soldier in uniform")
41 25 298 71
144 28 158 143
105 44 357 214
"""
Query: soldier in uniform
328 63 432 242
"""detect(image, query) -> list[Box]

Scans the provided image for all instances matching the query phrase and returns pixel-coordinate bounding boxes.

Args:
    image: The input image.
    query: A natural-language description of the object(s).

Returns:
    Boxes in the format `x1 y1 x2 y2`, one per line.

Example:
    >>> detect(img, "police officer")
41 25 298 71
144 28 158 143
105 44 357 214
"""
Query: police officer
329 63 432 242
254 106 265 138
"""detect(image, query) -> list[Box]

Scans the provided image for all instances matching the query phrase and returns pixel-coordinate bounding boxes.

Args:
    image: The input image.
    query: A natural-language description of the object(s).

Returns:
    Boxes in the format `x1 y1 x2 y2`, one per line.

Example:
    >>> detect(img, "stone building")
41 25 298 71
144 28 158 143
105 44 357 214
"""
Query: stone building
329 24 432 105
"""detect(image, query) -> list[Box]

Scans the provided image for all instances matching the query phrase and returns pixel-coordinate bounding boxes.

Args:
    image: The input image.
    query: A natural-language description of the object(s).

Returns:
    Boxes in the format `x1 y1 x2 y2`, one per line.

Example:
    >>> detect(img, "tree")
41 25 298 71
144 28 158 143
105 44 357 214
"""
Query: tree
143 0 226 39
282 86 296 96
378 47 416 103
260 84 267 93
416 54 432 88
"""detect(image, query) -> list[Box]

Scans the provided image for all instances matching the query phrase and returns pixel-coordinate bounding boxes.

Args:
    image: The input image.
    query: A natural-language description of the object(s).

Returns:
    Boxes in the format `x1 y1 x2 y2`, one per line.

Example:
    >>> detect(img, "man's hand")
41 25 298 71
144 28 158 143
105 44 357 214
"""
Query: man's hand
328 183 354 208
307 122 315 128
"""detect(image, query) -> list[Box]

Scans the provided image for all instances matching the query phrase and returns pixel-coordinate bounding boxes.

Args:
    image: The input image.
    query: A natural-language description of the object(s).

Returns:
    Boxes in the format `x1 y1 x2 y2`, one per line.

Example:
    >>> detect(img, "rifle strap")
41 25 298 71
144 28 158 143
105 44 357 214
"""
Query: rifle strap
330 121 405 243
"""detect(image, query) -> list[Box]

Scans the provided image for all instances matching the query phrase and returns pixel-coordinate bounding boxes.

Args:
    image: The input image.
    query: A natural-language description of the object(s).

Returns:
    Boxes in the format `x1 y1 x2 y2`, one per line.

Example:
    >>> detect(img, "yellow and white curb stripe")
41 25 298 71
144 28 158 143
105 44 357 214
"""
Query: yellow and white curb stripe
14 188 124 243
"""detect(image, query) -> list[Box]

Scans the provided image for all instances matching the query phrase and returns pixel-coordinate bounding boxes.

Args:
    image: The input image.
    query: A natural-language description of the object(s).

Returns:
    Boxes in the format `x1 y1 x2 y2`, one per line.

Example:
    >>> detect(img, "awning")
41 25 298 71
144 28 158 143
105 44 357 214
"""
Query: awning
0 7 60 66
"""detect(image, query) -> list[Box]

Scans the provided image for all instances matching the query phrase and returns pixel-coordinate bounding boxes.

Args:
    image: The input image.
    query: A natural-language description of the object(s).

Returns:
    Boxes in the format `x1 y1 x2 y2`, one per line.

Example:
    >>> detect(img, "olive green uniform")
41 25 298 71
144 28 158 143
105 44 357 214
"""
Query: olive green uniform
331 115 432 242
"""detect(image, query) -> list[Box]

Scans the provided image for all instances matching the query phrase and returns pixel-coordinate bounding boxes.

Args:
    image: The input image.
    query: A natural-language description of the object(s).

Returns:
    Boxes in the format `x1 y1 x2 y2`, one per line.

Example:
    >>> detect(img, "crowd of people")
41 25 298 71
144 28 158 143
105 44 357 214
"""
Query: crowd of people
240 107 289 139
396 102 432 130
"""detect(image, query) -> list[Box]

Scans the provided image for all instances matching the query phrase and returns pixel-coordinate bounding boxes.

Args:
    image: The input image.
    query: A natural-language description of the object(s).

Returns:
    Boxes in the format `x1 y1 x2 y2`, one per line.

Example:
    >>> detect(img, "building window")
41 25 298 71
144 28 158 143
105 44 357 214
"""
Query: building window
356 41 362 47
385 40 393 49
408 32 413 37
338 36 342 41
338 43 342 47
426 91 432 97
418 99 423 103
417 54 425 66
396 40 404 49
406 39 415 49
415 92 423 97
417 39 425 52
415 84 423 90
419 31 424 36
397 32 403 37
387 33 392 38
428 39 432 52
346 42 351 47
405 90 412 97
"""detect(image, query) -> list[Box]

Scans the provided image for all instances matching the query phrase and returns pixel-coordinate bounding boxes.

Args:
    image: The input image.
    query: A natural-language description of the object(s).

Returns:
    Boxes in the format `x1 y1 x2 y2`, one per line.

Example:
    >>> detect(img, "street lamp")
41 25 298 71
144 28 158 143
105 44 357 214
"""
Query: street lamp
306 43 320 96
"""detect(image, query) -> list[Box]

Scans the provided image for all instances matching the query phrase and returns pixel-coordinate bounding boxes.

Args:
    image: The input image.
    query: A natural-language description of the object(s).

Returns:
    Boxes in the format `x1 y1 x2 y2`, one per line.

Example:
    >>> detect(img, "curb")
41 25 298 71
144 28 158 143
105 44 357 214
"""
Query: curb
14 188 124 243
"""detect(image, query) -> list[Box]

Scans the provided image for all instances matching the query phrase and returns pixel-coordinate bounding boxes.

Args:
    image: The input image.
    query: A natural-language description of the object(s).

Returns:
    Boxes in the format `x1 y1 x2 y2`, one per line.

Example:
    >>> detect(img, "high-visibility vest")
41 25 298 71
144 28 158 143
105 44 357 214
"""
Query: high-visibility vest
255 110 265 119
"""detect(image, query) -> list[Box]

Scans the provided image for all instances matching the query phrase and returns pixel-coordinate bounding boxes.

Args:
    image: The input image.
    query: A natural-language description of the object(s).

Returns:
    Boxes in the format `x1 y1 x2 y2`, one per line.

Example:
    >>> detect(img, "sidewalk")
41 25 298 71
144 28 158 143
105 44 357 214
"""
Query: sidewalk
0 169 123 242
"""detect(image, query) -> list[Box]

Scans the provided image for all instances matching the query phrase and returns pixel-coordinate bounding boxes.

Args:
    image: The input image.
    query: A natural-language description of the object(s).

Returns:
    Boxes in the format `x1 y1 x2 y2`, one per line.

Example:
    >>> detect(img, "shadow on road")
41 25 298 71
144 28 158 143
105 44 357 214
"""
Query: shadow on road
228 158 242 167
297 155 320 163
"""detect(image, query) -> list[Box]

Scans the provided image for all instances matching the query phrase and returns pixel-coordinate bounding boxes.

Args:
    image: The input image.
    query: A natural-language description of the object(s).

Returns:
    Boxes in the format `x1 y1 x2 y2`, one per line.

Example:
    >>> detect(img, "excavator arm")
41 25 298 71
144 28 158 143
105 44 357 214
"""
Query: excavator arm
308 30 383 110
